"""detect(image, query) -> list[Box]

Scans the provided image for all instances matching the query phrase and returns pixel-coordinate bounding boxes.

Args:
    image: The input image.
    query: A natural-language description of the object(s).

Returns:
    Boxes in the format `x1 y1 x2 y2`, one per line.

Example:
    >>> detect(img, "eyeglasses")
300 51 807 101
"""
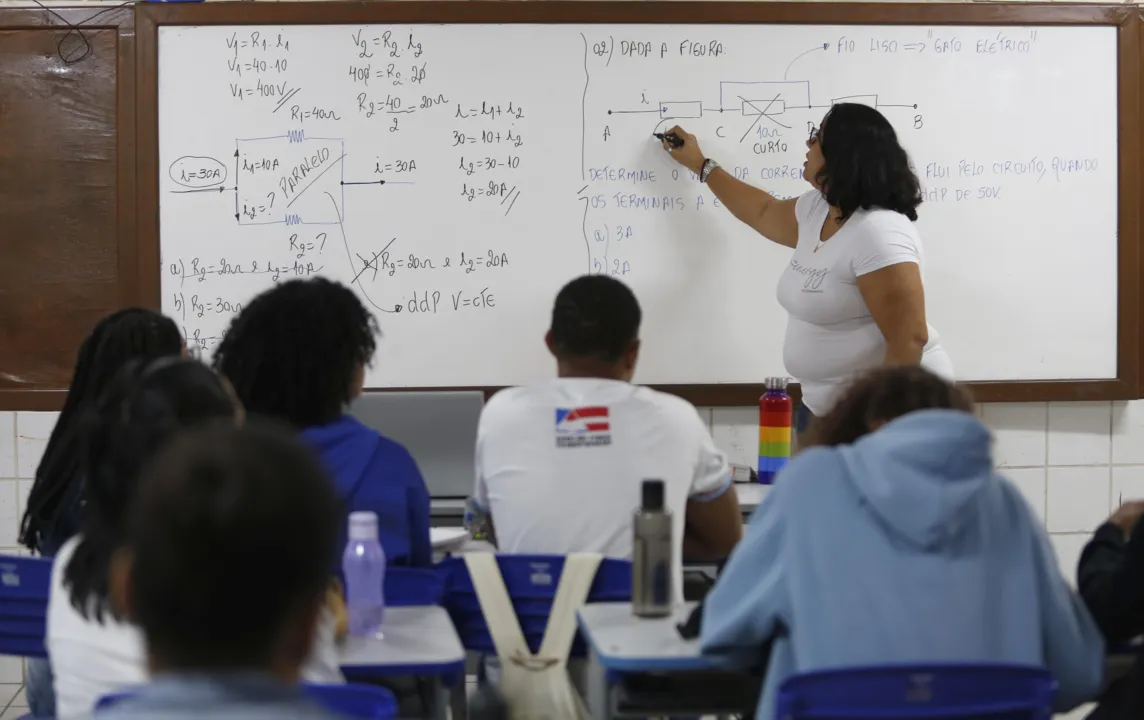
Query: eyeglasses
808 124 821 144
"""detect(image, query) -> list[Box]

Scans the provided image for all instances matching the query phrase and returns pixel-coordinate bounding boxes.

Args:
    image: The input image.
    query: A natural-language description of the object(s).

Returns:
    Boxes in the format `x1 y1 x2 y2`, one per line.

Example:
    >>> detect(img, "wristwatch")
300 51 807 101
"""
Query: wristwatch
699 158 720 184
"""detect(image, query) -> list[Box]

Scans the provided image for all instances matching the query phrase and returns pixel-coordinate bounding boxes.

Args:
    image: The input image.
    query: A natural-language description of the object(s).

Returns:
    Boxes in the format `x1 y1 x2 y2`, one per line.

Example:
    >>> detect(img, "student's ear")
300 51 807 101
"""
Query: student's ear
624 339 641 373
108 548 135 622
272 596 325 683
349 364 365 400
544 331 556 356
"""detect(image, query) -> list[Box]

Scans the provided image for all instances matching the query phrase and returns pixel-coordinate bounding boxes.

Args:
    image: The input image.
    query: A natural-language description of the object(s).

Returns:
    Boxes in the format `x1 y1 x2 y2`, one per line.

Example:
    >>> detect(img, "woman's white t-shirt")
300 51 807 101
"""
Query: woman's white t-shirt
776 191 953 414
47 536 344 719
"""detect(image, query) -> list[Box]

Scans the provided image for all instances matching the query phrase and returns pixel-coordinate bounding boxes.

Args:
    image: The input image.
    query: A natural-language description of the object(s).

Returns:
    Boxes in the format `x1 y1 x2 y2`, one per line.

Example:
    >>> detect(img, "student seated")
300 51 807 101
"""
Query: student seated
699 366 1104 720
473 275 743 600
213 278 431 567
1077 499 1144 719
20 308 184 718
47 358 342 719
97 423 345 719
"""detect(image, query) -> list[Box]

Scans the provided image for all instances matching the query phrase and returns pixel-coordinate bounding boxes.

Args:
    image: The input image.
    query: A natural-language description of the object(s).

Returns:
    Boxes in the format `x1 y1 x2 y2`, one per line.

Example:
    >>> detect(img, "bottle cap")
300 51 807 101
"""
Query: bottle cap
348 511 379 541
765 377 789 391
641 480 665 511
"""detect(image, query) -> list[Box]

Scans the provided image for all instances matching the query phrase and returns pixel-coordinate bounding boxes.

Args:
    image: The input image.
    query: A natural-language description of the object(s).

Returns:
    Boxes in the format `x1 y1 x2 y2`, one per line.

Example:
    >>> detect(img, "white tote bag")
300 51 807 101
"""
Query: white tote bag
464 552 602 720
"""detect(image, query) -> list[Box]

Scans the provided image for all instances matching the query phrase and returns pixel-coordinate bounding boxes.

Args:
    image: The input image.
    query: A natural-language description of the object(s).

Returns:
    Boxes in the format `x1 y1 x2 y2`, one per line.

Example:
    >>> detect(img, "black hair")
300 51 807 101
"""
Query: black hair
212 278 378 429
21 309 183 554
127 422 339 670
65 357 236 621
548 275 641 363
816 103 924 223
804 366 974 448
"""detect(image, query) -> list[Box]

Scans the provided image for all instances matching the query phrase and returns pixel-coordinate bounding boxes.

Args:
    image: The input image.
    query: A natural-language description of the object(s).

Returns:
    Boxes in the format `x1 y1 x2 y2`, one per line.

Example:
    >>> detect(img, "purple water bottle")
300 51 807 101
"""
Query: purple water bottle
343 511 386 638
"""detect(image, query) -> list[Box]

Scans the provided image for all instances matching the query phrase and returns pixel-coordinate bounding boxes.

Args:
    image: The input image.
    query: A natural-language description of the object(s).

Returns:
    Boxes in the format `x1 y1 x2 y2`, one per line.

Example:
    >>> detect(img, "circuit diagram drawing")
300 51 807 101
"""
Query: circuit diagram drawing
597 42 919 142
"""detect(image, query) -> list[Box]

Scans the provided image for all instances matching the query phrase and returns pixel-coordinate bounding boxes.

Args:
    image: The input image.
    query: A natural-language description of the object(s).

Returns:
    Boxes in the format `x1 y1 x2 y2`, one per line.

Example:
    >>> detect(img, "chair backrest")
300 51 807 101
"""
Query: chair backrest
775 664 1056 720
439 555 631 655
0 555 52 659
303 683 397 719
383 566 446 607
97 683 397 719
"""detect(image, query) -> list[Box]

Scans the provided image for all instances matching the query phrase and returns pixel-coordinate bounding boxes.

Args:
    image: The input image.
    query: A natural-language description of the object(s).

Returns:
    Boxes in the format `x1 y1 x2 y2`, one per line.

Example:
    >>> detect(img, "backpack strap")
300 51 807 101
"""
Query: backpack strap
464 553 531 661
536 553 603 666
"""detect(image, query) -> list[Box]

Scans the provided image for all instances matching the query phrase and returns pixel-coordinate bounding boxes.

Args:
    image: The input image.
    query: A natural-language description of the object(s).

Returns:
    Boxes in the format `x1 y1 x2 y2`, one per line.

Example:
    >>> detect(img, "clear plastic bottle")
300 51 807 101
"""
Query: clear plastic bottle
342 511 386 638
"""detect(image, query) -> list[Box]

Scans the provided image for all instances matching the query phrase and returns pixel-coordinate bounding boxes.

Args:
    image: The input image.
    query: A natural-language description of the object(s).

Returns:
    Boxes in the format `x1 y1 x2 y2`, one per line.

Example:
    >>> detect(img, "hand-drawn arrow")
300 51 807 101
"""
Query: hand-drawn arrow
784 43 830 80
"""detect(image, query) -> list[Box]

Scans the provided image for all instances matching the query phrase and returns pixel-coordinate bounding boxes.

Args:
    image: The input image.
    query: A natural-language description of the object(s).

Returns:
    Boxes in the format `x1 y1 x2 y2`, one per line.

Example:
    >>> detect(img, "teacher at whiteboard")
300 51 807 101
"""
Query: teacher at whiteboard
663 103 952 431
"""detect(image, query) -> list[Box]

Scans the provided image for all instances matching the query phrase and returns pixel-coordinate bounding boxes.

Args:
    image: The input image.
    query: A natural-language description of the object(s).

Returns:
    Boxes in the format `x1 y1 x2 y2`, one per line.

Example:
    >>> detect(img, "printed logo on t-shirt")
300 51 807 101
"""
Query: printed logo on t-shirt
555 406 612 448
789 258 829 293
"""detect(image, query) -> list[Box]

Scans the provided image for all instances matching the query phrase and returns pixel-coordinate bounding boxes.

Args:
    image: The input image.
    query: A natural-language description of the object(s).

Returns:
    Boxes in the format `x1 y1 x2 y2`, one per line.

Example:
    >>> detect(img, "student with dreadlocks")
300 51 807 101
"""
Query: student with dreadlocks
21 309 184 718
213 278 432 568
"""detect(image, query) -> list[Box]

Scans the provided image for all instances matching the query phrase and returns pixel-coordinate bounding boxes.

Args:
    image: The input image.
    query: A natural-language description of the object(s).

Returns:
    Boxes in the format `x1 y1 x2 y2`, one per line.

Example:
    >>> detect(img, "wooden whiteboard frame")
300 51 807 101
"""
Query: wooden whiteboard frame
136 2 1141 406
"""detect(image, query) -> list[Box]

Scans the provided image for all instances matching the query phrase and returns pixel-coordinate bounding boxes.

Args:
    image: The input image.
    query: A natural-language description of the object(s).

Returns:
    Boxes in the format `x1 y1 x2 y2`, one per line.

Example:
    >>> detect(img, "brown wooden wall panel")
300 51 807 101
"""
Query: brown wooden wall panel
0 6 135 411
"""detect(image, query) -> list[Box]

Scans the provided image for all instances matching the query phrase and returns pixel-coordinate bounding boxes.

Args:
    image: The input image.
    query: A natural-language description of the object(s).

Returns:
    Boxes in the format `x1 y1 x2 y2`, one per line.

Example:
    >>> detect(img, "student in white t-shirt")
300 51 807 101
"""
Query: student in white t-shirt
472 275 743 601
661 103 952 432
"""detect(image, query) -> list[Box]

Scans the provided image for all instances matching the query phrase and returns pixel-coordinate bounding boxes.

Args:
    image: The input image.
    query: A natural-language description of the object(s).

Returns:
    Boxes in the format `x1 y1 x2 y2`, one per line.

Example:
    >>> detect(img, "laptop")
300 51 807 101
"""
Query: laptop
348 391 484 504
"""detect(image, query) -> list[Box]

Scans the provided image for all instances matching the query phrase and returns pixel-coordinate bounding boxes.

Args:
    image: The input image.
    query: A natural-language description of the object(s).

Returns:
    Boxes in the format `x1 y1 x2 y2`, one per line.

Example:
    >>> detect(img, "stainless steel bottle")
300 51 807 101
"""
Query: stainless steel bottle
632 479 673 618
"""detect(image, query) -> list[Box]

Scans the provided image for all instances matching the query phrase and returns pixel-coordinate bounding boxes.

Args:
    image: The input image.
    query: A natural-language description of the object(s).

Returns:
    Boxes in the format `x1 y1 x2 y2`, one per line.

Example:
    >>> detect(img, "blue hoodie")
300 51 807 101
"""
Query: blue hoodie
302 415 432 568
701 410 1104 718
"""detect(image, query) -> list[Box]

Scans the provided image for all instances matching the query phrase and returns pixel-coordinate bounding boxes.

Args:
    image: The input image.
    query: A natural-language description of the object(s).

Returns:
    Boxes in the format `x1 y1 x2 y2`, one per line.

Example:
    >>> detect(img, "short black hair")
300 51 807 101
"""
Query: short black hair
66 357 236 621
127 422 340 670
805 366 974 448
816 103 924 222
21 309 183 553
213 278 378 428
548 275 641 363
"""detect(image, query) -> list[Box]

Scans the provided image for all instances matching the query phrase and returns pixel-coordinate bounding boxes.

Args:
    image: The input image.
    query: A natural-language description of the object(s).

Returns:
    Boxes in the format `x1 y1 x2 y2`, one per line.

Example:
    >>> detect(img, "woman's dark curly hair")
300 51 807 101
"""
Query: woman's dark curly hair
212 278 378 429
815 103 924 222
803 366 974 448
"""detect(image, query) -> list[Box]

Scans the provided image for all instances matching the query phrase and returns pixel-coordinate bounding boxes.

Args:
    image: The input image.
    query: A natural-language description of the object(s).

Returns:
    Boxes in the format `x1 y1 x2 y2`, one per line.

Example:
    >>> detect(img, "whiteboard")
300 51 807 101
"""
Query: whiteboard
158 23 1118 387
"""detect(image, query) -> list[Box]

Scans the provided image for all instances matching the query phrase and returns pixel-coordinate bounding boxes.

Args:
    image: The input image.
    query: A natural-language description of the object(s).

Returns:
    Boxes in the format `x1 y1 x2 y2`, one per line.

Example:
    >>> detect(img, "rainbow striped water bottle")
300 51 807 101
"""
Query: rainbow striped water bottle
758 377 792 484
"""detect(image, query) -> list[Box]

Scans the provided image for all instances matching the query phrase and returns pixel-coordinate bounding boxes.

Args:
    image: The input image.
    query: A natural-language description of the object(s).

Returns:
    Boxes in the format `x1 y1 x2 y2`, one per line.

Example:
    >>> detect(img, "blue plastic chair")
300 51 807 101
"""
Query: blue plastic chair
775 664 1056 720
303 684 398 719
383 566 446 607
97 683 397 719
0 555 52 659
439 555 631 657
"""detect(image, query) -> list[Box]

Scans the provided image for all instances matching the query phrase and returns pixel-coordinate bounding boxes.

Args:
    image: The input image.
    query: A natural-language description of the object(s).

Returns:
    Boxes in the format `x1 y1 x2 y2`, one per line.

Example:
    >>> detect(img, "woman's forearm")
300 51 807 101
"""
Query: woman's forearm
704 168 777 230
883 339 925 366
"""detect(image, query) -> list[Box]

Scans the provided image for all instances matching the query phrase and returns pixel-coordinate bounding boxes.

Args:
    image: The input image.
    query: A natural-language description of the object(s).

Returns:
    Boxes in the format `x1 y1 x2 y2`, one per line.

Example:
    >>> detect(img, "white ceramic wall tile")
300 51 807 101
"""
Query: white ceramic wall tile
1112 400 1144 465
0 413 14 480
1002 468 1046 524
1049 533 1091 588
981 403 1046 468
1112 465 1144 508
1046 467 1111 533
0 482 21 549
711 407 757 468
16 479 32 524
15 412 57 479
1047 402 1111 466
